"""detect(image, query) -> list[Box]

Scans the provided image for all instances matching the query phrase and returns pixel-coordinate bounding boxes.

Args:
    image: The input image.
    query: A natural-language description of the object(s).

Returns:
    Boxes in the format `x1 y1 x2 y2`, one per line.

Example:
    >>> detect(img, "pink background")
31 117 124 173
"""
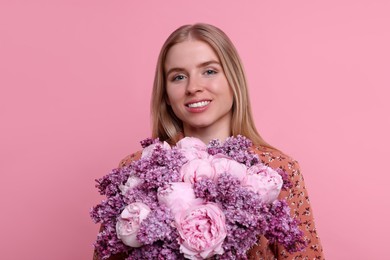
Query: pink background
1 1 389 259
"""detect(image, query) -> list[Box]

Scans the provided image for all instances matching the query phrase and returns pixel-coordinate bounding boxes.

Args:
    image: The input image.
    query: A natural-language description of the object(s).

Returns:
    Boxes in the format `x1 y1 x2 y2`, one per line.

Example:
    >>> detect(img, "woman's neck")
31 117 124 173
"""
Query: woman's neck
183 126 231 144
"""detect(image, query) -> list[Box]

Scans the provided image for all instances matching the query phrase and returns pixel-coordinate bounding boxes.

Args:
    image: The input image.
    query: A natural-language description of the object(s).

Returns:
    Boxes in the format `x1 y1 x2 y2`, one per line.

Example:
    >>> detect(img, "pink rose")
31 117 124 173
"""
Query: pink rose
141 141 171 158
119 175 142 196
176 203 227 259
116 202 151 247
180 158 215 184
243 164 283 203
211 154 247 182
157 182 203 216
176 137 209 161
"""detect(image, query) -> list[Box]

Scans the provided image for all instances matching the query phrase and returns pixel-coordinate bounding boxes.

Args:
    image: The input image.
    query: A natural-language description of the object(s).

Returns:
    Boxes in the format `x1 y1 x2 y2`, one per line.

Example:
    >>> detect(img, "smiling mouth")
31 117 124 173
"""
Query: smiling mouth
186 101 211 108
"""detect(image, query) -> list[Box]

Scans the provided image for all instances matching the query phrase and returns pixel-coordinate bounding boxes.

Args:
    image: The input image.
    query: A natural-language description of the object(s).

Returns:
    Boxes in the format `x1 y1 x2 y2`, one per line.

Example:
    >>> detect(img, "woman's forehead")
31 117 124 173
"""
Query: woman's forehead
165 40 220 70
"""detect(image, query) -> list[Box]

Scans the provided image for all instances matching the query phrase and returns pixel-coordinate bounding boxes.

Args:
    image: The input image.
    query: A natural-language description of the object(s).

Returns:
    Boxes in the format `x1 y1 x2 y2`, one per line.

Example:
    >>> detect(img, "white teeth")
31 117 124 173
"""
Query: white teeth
187 101 210 108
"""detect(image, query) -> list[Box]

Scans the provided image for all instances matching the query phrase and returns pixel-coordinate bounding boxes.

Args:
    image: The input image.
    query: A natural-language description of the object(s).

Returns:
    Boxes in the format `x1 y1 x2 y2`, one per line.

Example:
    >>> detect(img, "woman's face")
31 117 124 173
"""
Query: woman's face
164 40 234 139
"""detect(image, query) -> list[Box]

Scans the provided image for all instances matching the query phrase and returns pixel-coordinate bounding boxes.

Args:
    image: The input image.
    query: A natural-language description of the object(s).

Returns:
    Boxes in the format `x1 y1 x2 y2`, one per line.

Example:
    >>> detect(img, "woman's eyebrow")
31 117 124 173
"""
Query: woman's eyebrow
196 60 220 68
166 67 184 77
166 60 220 76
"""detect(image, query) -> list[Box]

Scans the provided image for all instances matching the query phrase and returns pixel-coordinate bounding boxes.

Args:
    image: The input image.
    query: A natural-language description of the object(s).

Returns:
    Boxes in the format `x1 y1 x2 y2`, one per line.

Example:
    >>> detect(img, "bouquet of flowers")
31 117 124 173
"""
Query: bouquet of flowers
90 136 306 259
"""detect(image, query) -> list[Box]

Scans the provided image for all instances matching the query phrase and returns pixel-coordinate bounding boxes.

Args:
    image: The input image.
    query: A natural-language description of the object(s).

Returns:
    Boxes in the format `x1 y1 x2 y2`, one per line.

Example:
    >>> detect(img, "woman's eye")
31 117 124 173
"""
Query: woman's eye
204 69 217 75
172 75 186 81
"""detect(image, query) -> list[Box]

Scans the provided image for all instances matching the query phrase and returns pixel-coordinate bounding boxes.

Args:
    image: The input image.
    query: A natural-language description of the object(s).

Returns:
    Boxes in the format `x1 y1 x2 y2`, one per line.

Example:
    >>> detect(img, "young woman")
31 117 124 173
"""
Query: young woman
95 23 324 259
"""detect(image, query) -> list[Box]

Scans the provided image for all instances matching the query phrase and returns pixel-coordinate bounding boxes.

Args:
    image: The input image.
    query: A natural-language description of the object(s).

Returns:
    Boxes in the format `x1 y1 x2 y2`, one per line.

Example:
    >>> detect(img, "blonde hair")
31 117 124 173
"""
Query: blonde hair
151 23 270 147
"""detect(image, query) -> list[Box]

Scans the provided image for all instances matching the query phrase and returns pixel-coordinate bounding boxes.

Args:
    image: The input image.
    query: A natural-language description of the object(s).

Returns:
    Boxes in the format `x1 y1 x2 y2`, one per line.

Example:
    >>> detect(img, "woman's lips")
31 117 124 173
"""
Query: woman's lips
186 100 211 108
185 100 211 112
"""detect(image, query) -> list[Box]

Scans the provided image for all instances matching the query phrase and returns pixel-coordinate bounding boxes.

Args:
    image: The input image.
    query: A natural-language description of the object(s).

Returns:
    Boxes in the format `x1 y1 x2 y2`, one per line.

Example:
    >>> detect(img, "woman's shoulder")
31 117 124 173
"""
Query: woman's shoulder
251 145 325 258
251 145 301 173
117 150 142 168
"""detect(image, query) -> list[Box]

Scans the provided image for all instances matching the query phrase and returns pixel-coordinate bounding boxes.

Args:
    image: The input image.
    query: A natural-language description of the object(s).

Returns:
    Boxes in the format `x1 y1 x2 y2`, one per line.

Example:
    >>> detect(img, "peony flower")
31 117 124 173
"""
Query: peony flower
176 137 209 161
176 137 207 150
119 175 142 196
180 158 215 184
243 164 283 203
211 154 247 182
116 202 151 247
175 203 227 259
141 141 171 158
157 182 203 217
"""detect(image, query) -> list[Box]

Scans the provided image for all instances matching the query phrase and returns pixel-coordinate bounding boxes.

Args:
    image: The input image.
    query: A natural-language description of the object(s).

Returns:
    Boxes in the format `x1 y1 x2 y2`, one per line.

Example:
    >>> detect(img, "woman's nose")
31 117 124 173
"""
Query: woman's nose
185 77 203 95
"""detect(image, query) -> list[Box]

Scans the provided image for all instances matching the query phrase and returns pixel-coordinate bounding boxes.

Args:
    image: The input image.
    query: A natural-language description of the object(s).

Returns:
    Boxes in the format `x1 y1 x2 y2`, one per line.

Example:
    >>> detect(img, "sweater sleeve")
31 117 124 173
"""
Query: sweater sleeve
248 146 325 260
117 151 142 168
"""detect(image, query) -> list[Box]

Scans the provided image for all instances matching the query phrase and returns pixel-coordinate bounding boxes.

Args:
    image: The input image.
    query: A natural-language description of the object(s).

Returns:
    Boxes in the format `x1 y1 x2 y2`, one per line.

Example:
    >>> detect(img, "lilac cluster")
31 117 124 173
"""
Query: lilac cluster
193 177 219 201
131 145 186 190
136 206 179 245
264 200 307 252
90 166 141 257
276 168 293 190
140 137 160 148
128 206 182 259
207 135 259 167
90 140 187 259
194 176 255 258
194 173 306 258
123 187 159 209
90 193 126 224
95 167 133 197
215 175 265 258
94 221 128 258
126 244 183 260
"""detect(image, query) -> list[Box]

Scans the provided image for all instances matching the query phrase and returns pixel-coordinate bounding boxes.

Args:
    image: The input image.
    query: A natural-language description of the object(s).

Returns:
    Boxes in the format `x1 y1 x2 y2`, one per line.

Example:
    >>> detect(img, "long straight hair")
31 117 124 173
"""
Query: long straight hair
151 23 270 147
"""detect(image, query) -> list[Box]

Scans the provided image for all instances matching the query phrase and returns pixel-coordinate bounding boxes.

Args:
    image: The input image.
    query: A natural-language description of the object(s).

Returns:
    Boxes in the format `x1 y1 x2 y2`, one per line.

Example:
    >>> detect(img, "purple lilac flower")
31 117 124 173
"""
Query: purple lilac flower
276 168 293 190
93 221 129 260
136 206 178 245
207 139 224 155
263 200 307 252
140 137 160 148
193 174 263 257
214 173 241 204
90 193 126 224
207 135 259 167
123 186 159 210
91 140 187 259
219 250 248 260
95 166 133 197
213 174 266 257
126 243 183 260
193 172 306 257
130 145 186 189
193 178 219 201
